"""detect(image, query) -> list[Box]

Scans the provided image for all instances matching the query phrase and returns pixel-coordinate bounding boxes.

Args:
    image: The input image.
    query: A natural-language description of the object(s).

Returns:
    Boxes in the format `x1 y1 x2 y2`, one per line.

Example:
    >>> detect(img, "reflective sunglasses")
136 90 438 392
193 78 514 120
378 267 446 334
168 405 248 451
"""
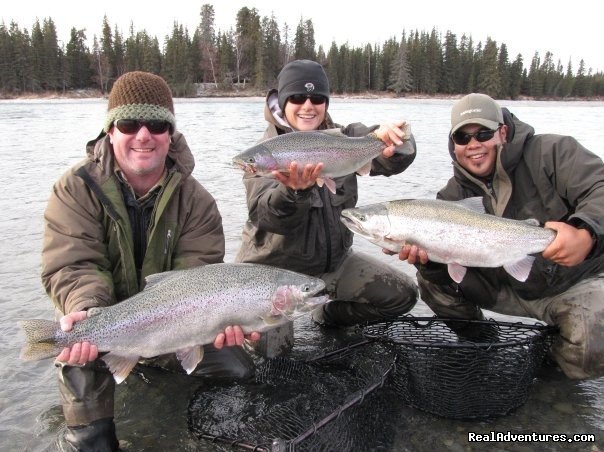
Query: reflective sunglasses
114 119 172 135
287 94 327 105
451 127 500 146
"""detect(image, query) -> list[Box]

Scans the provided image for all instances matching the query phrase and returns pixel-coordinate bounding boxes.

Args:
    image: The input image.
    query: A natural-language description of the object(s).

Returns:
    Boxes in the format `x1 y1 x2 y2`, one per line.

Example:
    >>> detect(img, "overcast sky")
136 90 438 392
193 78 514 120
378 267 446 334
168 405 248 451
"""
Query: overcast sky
3 1 603 73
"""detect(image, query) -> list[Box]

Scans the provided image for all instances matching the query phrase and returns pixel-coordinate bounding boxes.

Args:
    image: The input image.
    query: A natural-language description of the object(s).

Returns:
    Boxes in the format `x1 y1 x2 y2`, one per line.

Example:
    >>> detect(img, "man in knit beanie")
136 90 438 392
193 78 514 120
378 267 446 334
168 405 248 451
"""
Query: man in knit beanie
41 71 257 450
103 70 176 134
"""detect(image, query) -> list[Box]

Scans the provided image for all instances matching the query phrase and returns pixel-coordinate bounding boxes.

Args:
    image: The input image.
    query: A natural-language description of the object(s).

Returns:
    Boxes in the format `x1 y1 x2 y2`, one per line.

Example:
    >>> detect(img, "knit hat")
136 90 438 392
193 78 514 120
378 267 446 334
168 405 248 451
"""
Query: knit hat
103 71 176 133
277 60 330 111
450 93 503 134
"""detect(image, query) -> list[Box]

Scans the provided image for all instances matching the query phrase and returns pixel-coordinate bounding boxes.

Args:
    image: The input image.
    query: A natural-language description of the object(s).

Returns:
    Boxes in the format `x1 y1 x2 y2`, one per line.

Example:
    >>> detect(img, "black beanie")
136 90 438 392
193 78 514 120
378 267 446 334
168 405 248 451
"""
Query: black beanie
277 60 330 111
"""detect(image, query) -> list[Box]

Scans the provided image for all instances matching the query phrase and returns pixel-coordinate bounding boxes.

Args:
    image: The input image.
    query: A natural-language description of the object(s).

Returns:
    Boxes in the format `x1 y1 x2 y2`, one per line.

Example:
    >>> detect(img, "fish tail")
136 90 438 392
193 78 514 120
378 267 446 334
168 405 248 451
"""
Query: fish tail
18 319 62 361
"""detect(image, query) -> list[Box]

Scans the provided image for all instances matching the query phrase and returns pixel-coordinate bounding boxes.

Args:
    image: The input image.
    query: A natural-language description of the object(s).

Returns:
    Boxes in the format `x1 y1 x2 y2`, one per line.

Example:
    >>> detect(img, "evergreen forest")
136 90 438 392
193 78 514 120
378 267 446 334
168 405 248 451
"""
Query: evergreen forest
1 4 602 99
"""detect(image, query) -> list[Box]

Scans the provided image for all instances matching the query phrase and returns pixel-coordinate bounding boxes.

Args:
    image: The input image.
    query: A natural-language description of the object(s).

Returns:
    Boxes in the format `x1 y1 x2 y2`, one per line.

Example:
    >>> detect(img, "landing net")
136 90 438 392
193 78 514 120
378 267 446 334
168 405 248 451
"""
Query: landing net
188 316 556 450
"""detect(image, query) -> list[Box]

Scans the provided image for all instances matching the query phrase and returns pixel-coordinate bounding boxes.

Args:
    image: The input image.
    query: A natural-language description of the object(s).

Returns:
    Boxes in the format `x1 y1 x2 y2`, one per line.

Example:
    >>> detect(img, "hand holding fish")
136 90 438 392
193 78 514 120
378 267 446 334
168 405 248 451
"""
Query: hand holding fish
273 161 324 191
56 311 98 365
340 198 556 283
397 244 430 265
232 124 414 194
55 310 263 365
542 221 595 266
381 244 429 265
21 264 328 383
373 120 409 157
213 325 261 349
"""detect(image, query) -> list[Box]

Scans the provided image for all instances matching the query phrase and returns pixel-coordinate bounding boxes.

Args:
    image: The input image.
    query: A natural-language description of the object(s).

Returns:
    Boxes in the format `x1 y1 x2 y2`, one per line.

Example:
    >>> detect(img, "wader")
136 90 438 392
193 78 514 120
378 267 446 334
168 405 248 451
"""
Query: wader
313 249 418 326
57 345 254 451
250 250 418 358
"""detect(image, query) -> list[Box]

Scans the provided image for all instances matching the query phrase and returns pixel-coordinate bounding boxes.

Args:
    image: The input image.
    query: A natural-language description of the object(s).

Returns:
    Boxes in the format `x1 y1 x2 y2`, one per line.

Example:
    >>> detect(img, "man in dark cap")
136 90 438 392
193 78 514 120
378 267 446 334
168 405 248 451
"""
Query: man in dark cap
400 92 604 380
42 71 258 450
236 59 418 340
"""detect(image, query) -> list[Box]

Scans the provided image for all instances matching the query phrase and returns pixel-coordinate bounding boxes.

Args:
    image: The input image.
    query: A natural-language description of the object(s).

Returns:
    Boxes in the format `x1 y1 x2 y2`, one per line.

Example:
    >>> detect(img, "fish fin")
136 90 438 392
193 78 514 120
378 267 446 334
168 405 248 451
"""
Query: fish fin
382 237 403 253
317 129 346 137
523 218 540 226
447 263 467 283
456 197 486 214
262 313 285 325
392 139 414 156
503 256 535 282
176 346 204 374
101 353 139 384
87 307 103 317
322 178 337 194
18 319 62 361
357 162 372 176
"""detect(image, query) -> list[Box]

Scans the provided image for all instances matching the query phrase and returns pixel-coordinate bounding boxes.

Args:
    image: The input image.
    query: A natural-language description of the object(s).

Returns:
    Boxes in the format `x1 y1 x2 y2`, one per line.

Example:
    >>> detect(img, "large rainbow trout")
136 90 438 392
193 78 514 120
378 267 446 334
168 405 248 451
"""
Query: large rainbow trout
19 263 329 383
341 198 556 283
232 126 413 194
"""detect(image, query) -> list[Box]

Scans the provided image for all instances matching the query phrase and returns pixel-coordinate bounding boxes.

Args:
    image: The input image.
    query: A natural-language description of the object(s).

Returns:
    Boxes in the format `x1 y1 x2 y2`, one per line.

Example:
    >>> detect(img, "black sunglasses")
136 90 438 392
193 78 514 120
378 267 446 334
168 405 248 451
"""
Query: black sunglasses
451 127 500 146
287 94 327 105
114 119 172 135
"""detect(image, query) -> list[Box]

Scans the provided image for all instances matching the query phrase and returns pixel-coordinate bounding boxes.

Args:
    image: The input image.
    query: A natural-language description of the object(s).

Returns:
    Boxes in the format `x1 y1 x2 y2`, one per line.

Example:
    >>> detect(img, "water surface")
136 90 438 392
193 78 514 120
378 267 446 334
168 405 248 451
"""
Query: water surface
0 98 602 451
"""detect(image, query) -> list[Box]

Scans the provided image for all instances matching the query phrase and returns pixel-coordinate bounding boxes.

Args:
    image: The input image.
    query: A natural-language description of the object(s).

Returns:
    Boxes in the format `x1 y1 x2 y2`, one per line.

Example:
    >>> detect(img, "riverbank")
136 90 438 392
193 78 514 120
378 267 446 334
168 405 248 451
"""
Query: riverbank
3 88 603 102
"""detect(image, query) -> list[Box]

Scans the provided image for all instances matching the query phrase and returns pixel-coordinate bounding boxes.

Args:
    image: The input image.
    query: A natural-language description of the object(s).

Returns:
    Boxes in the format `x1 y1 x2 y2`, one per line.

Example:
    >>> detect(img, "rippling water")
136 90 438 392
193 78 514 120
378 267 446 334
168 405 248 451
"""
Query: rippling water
0 98 602 451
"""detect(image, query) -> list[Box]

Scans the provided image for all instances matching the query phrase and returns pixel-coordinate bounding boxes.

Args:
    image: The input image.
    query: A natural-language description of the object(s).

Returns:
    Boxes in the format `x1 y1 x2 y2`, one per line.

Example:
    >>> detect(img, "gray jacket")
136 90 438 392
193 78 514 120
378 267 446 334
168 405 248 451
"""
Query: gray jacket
419 110 604 305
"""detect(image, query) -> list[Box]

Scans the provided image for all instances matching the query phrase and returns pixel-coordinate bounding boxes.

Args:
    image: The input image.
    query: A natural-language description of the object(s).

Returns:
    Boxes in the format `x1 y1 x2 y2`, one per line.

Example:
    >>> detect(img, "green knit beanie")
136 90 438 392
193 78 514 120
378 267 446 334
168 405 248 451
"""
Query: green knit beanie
104 71 176 133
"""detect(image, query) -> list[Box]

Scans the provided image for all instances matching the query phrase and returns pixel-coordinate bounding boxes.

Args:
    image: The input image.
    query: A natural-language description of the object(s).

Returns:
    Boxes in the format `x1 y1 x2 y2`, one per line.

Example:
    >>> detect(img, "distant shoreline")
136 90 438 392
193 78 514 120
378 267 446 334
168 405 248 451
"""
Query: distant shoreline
2 88 603 102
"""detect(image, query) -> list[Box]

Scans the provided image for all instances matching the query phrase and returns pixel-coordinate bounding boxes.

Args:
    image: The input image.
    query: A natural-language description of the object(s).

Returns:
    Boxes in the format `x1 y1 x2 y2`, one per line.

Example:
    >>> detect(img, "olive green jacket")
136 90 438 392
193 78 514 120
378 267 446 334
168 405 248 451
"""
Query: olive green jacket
42 131 225 314
235 90 416 276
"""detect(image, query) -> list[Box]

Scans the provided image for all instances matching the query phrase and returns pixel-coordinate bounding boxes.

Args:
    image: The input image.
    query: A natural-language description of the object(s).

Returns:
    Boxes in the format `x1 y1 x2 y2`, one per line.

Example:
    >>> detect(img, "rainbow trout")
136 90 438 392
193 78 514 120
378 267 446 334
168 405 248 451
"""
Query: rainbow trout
341 198 556 283
19 263 329 383
232 126 413 194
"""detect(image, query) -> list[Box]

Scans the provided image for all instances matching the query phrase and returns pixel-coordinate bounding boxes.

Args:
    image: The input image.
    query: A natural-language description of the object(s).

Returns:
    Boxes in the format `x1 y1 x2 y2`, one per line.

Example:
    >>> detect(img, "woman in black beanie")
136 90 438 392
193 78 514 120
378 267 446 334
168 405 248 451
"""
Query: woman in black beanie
236 59 419 336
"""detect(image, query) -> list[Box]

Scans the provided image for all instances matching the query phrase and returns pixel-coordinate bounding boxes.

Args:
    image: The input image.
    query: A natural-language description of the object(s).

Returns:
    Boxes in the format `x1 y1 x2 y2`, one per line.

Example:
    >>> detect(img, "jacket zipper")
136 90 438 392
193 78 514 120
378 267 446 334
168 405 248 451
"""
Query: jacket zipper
319 188 332 273
114 223 135 296
164 229 172 255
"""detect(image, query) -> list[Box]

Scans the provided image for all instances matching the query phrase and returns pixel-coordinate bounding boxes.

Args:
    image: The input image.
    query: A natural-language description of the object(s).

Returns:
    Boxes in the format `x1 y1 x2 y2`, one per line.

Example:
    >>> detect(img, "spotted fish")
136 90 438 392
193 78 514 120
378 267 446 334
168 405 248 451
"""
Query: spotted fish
341 198 556 283
19 263 329 383
232 126 413 194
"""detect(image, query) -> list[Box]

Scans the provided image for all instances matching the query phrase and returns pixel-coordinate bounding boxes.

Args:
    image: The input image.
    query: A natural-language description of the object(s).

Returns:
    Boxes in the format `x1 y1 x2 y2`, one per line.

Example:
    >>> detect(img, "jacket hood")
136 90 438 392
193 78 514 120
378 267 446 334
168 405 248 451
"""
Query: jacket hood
499 111 535 173
85 130 196 180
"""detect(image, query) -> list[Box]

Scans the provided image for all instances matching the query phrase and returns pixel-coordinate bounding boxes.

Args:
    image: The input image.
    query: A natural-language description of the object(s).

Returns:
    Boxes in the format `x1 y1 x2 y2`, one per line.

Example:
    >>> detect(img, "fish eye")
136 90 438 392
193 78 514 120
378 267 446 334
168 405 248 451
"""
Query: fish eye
359 215 366 221
302 284 311 292
246 157 255 163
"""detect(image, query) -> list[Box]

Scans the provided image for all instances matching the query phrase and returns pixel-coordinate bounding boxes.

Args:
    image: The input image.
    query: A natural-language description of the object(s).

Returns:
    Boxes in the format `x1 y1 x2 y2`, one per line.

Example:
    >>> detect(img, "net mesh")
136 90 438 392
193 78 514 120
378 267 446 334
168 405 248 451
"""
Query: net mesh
189 341 399 451
188 317 557 450
362 317 558 420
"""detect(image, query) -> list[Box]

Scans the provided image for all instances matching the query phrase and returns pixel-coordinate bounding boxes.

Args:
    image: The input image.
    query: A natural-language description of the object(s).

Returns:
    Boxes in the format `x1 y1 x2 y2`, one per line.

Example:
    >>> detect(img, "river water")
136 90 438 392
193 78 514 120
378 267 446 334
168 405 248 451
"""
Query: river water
0 97 602 451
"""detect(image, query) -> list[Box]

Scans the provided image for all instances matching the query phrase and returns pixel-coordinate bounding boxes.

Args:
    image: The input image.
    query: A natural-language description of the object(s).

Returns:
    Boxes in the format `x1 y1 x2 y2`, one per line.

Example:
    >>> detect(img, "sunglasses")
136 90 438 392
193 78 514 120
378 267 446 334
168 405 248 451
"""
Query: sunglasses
451 127 500 146
114 119 172 135
287 94 327 105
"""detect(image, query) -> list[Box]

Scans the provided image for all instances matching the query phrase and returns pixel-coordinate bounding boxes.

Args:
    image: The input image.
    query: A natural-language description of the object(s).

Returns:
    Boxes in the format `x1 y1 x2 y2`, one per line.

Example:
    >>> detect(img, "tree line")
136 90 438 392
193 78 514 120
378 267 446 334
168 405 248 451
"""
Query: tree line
1 4 602 99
